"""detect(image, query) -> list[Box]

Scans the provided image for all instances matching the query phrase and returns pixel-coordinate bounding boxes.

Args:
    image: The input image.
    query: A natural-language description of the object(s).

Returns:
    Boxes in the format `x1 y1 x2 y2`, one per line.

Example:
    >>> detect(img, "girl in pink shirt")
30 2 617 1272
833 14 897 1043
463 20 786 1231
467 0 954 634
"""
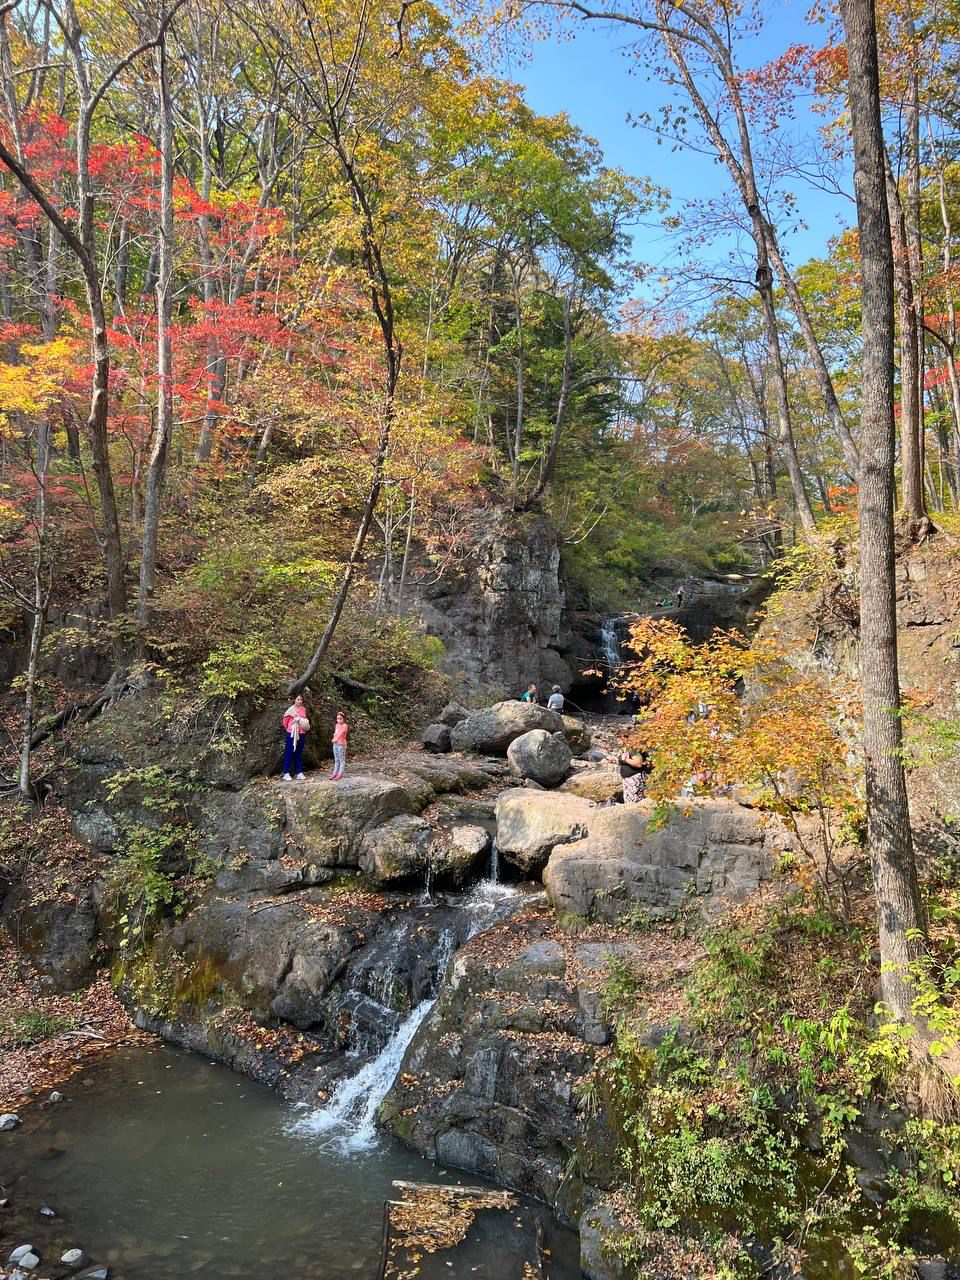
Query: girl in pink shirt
331 711 349 780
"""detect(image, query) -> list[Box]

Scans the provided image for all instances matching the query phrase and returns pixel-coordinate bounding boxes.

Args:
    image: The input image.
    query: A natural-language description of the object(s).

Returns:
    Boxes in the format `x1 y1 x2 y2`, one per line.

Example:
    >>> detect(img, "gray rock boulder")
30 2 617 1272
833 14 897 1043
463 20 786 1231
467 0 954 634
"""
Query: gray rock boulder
495 788 593 876
439 702 470 727
0 1113 19 1131
507 730 572 787
421 723 452 753
430 825 491 887
278 756 490 869
559 768 623 804
359 815 434 885
450 700 564 756
60 1251 86 1268
544 799 790 923
560 715 592 756
579 1202 630 1280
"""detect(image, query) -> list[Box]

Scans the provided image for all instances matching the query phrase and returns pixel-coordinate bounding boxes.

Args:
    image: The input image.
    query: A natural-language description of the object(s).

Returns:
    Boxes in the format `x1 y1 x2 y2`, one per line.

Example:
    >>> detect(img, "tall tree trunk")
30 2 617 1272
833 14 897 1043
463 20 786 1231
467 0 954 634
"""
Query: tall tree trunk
840 0 926 1022
138 26 175 620
752 225 817 531
528 283 574 504
883 153 927 527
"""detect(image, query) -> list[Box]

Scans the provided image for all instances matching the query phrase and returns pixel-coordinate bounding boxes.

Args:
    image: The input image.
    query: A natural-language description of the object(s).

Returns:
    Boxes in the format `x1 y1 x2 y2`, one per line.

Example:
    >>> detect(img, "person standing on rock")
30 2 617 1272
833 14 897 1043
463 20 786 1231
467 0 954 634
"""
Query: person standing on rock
331 711 349 780
282 694 311 781
676 584 685 609
520 683 538 704
547 685 565 712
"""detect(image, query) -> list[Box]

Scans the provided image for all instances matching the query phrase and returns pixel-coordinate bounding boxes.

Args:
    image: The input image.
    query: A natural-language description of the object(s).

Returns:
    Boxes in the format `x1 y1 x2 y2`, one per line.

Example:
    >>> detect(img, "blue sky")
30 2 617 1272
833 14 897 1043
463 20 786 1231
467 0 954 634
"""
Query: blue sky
499 1 856 285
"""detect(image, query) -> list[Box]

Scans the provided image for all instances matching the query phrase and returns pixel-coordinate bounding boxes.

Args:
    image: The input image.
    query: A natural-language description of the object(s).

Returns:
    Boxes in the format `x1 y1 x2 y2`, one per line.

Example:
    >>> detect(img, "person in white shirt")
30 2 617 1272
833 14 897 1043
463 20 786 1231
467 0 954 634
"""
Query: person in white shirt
547 685 565 712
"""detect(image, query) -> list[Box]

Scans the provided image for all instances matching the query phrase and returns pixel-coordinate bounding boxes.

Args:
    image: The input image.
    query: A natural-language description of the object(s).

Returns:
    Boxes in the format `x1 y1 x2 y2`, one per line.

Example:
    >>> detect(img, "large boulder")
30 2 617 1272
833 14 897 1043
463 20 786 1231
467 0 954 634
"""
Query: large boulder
360 815 435 885
421 723 452 753
495 788 593 876
278 755 493 869
507 730 572 787
451 700 564 756
559 768 623 804
544 799 790 923
281 775 425 868
430 825 492 887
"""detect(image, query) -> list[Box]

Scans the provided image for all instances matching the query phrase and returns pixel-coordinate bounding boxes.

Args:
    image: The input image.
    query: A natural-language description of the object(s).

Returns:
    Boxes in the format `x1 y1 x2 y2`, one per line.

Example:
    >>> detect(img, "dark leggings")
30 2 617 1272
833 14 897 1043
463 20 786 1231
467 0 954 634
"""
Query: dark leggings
283 731 305 774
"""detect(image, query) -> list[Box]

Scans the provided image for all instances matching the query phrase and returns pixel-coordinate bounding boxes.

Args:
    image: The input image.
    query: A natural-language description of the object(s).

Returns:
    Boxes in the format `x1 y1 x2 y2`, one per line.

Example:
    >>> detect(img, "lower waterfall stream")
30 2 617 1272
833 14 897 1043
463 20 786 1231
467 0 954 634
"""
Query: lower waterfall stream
0 873 583 1280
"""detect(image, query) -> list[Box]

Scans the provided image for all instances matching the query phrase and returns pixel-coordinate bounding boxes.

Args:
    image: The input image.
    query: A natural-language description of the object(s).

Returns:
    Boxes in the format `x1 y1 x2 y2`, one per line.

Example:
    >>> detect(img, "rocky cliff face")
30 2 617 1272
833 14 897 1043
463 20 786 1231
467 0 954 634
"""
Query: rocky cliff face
410 512 574 697
380 900 700 1229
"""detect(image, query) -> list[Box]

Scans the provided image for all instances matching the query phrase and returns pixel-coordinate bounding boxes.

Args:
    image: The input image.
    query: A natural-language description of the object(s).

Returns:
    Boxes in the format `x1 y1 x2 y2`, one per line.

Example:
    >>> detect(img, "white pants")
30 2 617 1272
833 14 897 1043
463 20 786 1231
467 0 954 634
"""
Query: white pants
332 743 346 774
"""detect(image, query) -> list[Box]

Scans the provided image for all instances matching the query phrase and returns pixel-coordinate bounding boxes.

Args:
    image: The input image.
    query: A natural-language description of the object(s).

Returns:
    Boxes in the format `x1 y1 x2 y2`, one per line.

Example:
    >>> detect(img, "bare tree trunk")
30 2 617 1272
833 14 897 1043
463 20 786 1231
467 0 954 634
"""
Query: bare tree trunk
285 8 403 694
840 0 926 1022
138 23 175 620
883 152 927 527
19 433 51 799
511 262 524 484
753 229 817 531
396 478 416 615
528 283 574 504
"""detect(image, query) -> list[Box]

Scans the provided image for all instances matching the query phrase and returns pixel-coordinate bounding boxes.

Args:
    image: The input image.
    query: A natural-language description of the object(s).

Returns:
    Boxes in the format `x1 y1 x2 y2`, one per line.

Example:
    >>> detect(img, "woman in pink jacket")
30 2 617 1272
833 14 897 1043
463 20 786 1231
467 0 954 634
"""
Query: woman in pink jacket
282 695 310 781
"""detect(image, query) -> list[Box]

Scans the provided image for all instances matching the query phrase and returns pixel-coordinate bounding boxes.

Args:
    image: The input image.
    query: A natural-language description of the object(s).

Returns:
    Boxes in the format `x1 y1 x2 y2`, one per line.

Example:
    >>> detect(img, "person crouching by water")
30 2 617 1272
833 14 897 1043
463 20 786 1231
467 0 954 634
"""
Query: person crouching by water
282 694 310 781
520 682 538 704
331 711 349 781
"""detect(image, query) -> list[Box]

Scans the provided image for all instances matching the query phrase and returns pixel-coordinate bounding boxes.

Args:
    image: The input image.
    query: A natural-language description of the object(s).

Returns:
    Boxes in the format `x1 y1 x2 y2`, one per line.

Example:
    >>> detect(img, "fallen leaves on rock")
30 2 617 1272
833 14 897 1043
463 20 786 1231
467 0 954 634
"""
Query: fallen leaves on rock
384 1184 517 1279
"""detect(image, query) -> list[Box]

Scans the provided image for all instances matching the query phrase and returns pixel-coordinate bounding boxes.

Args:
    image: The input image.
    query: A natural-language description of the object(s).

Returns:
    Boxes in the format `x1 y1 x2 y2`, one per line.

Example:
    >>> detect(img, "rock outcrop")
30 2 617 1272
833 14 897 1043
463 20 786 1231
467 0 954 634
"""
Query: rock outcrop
409 513 574 697
135 889 483 1100
507 729 572 787
495 789 593 876
544 799 790 923
381 903 628 1217
278 755 495 874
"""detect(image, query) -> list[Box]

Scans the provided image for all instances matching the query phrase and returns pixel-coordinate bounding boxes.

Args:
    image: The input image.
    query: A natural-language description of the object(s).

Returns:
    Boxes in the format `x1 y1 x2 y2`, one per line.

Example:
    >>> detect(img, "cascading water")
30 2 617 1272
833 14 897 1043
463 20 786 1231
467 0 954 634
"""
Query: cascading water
292 873 524 1152
599 616 622 672
294 929 456 1152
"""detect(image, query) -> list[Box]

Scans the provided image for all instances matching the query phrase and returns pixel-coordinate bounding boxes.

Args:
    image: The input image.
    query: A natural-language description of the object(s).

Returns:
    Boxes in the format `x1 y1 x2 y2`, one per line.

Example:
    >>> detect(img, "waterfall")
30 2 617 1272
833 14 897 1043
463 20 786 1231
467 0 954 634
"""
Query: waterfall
599 616 622 671
294 930 455 1153
488 839 500 883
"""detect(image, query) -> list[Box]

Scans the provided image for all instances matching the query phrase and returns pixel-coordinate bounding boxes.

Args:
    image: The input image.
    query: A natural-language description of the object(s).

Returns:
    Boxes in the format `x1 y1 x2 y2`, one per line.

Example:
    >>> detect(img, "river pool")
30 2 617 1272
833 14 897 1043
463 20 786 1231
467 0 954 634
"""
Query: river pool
1 1042 580 1279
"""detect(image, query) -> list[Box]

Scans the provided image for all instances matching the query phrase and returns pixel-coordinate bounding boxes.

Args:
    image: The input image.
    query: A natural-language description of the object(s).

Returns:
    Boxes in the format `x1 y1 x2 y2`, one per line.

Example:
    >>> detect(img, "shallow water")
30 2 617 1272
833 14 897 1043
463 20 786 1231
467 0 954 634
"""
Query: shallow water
1 1043 579 1280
